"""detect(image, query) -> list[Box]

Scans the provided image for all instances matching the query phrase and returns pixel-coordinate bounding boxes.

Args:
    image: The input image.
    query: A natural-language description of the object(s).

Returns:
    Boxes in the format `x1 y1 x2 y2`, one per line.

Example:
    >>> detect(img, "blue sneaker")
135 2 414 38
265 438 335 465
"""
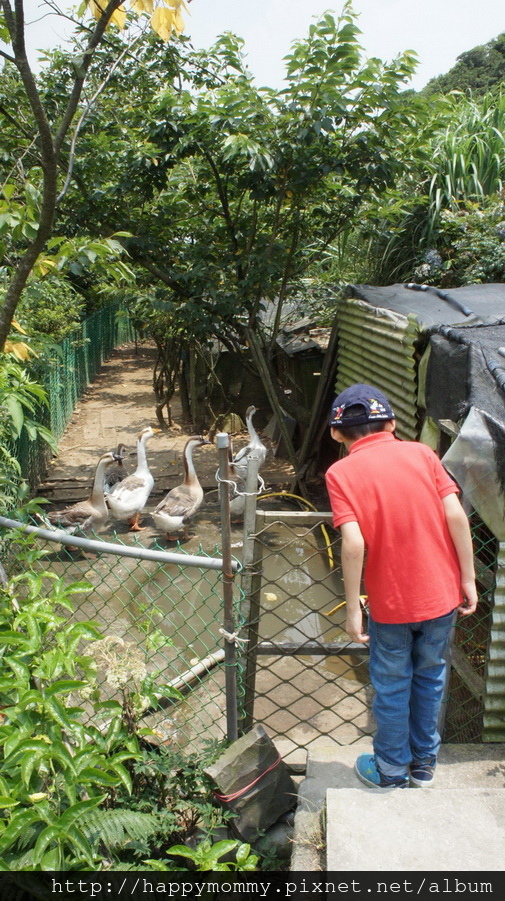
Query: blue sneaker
354 754 409 790
410 758 436 788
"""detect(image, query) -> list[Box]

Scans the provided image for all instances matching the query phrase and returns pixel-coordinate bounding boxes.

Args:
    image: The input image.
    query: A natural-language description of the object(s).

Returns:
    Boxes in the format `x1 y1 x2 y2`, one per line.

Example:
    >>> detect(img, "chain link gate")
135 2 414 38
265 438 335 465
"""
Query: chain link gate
237 462 373 767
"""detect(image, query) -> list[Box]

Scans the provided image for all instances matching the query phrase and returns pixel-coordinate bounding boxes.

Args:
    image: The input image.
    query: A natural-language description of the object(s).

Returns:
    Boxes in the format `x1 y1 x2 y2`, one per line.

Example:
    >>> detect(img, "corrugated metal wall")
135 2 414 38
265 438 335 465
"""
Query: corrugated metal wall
483 543 505 741
335 296 421 440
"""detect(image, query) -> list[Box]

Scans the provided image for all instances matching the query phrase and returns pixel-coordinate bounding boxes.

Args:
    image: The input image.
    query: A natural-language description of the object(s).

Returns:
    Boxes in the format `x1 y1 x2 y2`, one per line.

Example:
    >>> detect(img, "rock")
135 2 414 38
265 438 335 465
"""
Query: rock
204 724 297 842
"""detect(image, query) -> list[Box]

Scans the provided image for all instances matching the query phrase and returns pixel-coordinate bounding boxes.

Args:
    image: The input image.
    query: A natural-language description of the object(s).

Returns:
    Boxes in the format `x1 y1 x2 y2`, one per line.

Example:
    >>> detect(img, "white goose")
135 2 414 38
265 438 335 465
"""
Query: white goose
40 451 119 537
105 426 160 531
230 405 267 482
151 436 209 540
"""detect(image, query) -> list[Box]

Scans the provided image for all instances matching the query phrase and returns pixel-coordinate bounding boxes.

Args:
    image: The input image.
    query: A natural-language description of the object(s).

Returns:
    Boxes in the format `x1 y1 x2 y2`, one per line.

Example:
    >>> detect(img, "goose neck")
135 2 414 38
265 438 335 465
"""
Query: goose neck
184 444 197 481
136 435 149 471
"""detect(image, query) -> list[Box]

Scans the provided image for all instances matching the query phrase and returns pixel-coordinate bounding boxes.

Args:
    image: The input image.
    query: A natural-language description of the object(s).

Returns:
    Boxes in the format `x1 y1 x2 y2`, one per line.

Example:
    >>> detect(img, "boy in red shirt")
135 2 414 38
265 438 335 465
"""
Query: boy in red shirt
325 384 478 789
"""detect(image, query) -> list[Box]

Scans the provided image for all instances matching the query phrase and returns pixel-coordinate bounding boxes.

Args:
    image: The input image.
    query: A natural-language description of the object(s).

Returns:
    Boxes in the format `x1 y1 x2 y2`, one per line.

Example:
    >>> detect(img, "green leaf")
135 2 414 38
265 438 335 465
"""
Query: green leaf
58 797 105 831
2 184 16 201
0 808 46 854
45 680 88 697
77 767 124 787
0 797 19 809
43 696 74 730
32 824 61 866
2 396 24 437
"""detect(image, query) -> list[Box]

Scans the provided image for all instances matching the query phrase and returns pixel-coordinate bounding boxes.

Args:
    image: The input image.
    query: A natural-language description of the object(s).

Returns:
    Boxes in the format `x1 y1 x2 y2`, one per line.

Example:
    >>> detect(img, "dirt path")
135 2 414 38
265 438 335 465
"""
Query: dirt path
39 341 295 546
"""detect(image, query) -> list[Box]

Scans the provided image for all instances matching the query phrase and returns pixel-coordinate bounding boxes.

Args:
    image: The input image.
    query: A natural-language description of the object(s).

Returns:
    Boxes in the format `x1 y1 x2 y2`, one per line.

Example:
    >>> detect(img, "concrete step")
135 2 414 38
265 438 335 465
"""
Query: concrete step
291 741 505 871
327 787 505 872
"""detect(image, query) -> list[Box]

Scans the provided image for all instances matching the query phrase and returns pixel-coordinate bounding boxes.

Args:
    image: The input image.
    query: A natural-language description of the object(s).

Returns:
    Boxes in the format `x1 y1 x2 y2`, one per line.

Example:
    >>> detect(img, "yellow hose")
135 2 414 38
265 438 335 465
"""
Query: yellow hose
258 491 335 570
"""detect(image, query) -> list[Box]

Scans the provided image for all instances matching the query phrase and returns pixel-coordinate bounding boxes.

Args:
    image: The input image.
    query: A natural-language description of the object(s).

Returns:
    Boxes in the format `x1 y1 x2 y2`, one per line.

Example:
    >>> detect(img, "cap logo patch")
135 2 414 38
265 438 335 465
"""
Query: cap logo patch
368 398 389 418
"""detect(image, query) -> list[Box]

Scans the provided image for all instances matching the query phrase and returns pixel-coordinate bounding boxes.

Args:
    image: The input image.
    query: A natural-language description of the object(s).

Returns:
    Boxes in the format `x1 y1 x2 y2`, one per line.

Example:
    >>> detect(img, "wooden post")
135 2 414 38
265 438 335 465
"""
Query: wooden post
291 314 340 490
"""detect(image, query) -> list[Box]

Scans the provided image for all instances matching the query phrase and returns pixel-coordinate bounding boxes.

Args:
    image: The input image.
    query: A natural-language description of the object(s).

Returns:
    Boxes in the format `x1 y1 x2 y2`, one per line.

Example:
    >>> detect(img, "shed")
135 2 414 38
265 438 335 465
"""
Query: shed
335 282 505 742
336 282 505 440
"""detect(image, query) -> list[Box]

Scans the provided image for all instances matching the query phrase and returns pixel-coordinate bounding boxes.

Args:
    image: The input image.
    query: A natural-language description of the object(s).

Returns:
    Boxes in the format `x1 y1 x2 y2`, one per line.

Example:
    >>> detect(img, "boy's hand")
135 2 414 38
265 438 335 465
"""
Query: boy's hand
457 579 478 616
345 608 369 643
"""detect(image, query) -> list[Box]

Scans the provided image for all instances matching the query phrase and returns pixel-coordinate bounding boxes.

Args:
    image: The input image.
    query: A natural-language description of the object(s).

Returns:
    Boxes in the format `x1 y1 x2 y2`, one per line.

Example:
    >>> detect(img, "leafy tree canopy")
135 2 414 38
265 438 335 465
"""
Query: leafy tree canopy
424 32 505 97
53 6 425 355
0 0 190 350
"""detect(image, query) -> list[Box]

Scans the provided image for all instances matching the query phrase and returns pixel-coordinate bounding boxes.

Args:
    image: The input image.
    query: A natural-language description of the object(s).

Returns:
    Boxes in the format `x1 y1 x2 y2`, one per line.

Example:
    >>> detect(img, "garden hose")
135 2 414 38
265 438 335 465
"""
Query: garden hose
258 491 335 570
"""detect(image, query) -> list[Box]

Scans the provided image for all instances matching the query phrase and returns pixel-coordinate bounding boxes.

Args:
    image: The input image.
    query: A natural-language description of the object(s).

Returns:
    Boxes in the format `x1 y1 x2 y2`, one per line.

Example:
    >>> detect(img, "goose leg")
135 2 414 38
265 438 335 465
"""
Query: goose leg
128 513 145 531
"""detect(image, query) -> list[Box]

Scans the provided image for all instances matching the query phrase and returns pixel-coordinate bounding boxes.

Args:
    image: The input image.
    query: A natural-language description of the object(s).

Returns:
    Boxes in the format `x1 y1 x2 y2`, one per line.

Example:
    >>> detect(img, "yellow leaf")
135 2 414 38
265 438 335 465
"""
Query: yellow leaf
165 0 190 12
34 259 57 276
172 9 185 35
87 0 127 29
4 340 33 361
87 0 107 21
11 320 28 336
110 5 127 28
130 0 154 12
151 7 175 41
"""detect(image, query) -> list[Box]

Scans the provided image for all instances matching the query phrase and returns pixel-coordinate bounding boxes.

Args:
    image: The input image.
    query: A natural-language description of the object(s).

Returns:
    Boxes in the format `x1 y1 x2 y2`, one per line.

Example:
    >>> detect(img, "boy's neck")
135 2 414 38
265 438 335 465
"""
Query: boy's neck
332 420 396 452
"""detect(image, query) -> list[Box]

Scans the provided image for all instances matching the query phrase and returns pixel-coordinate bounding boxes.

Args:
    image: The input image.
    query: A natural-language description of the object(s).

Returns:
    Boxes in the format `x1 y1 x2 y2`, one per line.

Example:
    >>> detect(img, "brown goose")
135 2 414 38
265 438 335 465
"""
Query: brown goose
41 451 119 536
151 436 209 540
103 443 129 493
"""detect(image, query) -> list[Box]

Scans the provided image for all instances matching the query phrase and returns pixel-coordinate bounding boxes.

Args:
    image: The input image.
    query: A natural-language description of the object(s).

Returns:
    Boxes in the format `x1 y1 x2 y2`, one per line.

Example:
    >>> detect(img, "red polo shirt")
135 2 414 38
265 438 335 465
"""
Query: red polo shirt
325 432 462 623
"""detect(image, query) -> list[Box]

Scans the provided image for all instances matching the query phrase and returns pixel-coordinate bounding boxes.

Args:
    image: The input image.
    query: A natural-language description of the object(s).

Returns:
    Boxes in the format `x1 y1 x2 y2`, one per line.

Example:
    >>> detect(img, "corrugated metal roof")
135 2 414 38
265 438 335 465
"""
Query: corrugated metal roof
483 543 505 741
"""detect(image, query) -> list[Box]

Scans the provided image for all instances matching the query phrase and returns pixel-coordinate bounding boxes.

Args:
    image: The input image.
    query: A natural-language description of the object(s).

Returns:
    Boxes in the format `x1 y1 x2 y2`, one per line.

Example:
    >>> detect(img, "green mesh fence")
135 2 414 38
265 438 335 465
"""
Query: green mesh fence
14 304 134 494
0 520 243 751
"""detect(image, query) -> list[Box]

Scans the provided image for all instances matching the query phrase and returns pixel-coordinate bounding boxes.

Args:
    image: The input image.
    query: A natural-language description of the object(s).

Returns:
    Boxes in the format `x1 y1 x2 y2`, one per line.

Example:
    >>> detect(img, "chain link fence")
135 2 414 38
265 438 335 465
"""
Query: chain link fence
0 516 242 751
236 497 499 765
237 500 372 768
1 499 497 766
444 512 498 742
14 304 135 495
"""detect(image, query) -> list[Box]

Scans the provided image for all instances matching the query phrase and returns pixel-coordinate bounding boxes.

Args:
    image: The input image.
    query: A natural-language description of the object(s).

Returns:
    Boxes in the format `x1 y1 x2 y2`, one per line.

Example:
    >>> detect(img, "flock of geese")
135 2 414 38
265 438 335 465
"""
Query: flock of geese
40 406 267 546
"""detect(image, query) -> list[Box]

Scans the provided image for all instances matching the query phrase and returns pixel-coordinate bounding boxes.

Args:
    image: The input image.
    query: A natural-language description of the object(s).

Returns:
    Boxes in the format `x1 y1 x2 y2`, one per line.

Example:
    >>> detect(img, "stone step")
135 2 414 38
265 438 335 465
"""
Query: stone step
290 741 505 871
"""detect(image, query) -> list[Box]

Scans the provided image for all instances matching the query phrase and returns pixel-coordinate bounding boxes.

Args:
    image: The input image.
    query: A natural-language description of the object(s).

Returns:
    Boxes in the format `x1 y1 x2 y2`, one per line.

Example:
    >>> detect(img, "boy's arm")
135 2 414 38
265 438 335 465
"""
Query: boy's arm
340 520 369 643
442 493 478 616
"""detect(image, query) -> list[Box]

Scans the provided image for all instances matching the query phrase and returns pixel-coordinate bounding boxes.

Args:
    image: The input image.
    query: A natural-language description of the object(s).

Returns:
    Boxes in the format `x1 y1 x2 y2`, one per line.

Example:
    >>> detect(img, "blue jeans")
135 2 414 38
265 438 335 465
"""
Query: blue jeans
368 609 456 778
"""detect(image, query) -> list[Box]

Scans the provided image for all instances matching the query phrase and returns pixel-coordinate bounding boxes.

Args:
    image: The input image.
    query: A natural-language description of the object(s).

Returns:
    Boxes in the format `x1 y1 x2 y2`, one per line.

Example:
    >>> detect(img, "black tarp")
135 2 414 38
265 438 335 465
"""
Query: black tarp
427 323 505 426
346 282 505 328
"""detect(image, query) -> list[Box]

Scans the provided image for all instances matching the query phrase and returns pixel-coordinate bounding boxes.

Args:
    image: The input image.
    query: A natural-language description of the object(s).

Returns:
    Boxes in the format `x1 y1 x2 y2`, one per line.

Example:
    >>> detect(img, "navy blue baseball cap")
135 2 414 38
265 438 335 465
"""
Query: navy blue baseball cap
329 383 395 428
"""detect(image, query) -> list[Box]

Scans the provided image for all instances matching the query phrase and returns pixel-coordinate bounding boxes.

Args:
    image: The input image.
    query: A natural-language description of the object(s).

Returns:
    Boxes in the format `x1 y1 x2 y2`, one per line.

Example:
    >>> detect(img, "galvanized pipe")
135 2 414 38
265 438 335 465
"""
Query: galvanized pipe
0 515 238 573
216 433 239 742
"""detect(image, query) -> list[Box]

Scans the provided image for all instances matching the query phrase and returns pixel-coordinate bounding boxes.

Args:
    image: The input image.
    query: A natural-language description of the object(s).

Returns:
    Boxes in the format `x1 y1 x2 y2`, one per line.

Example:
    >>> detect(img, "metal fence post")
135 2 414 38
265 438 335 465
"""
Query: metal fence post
216 433 239 742
238 453 262 733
